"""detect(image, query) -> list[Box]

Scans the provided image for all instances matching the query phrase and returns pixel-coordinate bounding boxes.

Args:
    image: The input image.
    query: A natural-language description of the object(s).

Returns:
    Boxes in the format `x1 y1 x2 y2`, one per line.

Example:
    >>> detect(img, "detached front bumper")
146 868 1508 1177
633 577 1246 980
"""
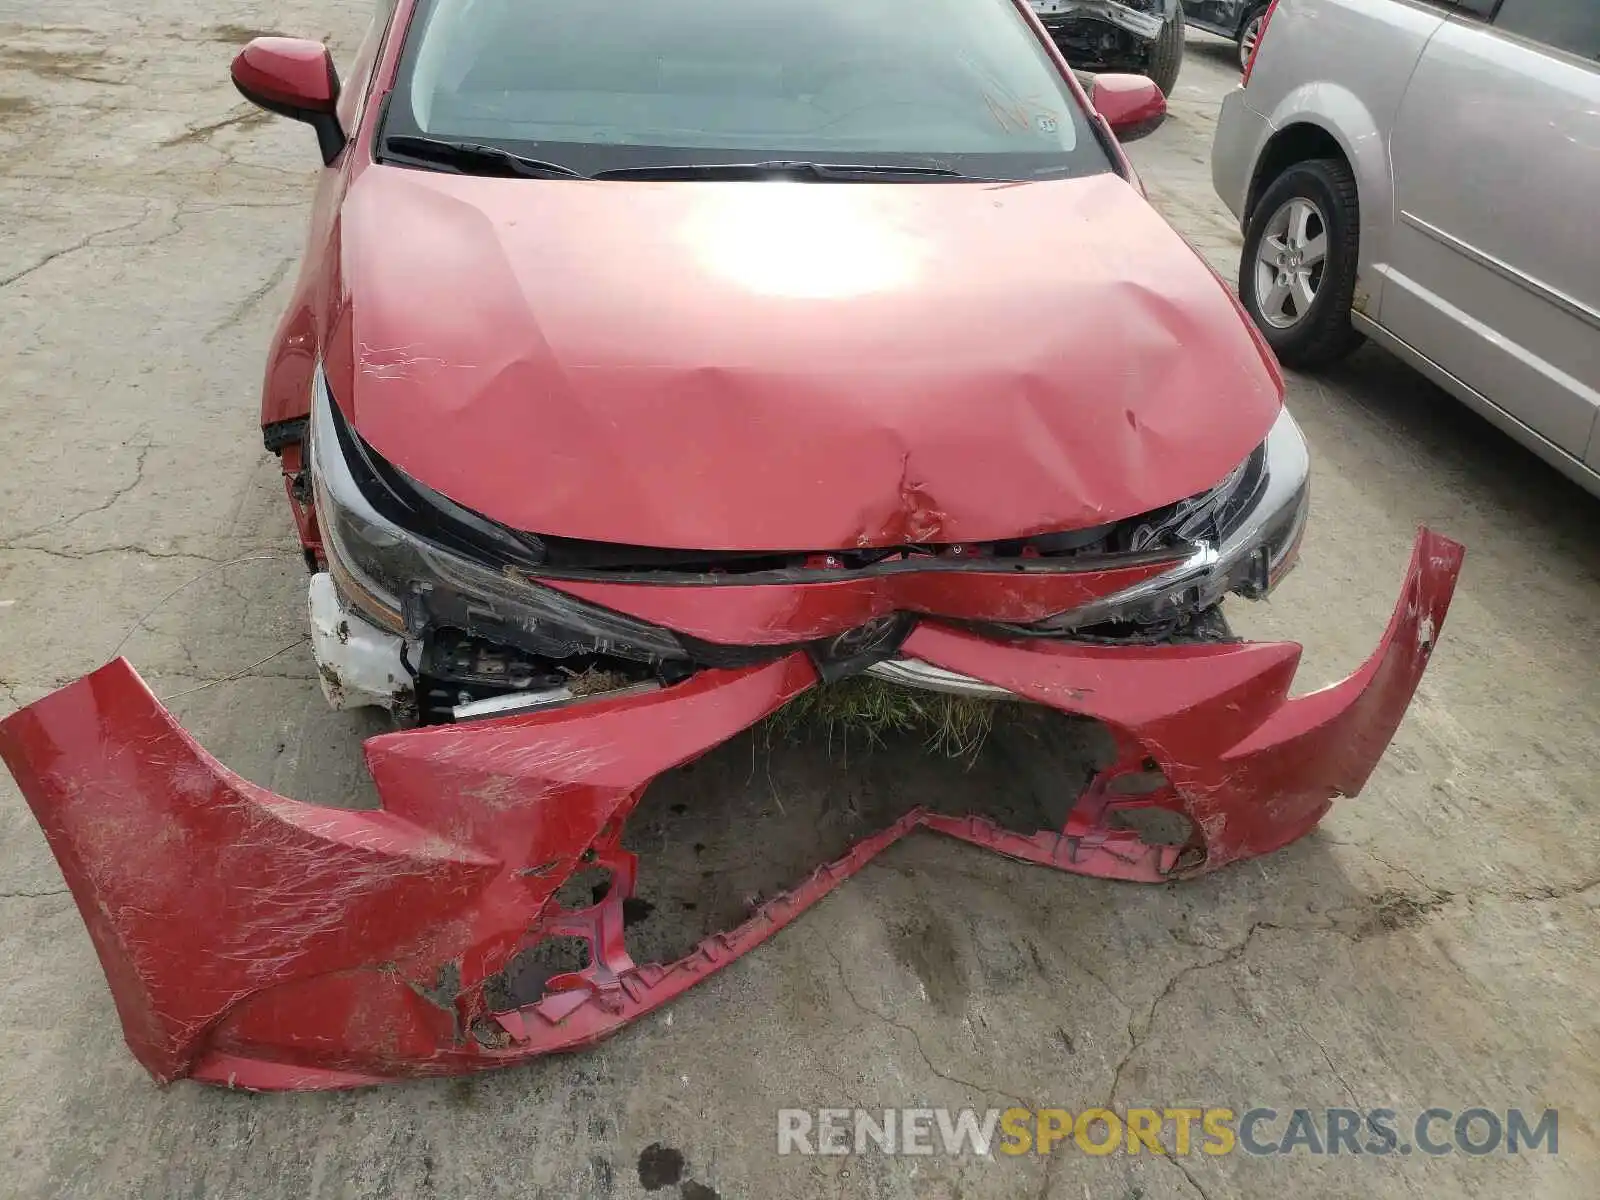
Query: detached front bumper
0 529 1462 1090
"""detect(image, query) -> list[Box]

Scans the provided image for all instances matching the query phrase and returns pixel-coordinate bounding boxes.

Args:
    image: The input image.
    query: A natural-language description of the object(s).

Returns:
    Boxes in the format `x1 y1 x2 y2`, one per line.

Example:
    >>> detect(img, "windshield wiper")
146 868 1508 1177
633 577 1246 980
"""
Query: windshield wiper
381 134 587 179
591 160 976 182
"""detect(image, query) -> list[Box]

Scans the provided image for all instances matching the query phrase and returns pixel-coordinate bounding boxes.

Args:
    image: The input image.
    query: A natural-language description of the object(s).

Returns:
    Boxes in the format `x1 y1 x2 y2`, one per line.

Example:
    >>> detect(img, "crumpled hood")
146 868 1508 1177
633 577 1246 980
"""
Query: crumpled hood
328 167 1281 550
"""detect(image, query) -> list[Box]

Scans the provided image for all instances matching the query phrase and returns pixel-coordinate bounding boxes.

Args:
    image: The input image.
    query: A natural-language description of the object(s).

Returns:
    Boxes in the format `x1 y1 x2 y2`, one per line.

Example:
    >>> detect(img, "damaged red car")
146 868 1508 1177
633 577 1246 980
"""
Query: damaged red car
0 0 1463 1091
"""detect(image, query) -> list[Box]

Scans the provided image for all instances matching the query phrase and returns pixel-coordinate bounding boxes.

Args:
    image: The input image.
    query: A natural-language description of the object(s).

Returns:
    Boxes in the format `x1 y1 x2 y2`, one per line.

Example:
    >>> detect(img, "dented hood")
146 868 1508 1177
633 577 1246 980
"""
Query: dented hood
328 167 1282 550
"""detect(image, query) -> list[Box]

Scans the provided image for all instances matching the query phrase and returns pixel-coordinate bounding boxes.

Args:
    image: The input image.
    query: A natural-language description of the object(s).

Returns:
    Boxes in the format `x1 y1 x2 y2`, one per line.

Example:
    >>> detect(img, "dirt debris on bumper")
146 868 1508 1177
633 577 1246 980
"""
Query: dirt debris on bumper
0 529 1463 1090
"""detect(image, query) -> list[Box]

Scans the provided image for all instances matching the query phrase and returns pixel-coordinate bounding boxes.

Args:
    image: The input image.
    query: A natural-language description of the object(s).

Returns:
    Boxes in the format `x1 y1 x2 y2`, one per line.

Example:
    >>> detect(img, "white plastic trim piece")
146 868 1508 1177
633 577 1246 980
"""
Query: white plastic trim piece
307 572 413 711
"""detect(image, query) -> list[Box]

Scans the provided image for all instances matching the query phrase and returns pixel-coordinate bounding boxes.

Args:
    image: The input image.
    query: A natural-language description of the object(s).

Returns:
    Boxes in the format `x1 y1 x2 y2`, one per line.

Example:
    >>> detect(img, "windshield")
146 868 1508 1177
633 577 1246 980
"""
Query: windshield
381 0 1111 180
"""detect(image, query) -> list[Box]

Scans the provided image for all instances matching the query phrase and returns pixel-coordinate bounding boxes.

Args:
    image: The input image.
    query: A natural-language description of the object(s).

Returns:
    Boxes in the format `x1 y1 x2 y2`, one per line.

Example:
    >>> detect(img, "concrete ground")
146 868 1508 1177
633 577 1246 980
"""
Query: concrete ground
2 5 1597 1197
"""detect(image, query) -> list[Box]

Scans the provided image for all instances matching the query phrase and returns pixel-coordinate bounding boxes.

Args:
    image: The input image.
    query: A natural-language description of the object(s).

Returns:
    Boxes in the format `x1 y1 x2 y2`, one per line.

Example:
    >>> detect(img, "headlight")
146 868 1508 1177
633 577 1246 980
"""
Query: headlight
308 367 687 664
1024 405 1310 633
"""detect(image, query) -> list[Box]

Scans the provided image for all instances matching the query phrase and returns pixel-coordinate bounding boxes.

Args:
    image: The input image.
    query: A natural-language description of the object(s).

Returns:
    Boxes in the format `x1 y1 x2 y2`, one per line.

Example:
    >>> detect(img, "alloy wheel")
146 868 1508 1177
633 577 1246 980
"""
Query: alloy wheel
1253 196 1328 330
1240 14 1263 72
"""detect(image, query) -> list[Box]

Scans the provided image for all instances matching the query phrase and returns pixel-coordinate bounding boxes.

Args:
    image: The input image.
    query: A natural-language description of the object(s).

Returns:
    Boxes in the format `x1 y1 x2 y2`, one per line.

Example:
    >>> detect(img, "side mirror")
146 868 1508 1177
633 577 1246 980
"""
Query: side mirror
230 37 347 166
1089 74 1167 142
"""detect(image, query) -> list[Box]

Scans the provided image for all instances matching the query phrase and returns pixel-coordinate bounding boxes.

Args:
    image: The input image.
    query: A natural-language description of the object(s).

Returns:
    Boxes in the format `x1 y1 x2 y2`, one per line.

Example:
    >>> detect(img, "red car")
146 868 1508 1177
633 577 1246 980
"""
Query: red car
0 0 1460 1090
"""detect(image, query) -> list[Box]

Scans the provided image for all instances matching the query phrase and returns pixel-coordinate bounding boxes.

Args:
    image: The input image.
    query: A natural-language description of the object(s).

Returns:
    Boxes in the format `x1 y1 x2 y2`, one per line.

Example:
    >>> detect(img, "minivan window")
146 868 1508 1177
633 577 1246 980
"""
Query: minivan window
382 0 1112 181
1493 0 1600 61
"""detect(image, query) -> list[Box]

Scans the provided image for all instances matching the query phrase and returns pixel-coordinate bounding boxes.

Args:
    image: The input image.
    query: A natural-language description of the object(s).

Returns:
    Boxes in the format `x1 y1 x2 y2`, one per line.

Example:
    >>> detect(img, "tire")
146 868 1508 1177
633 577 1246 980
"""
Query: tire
1145 9 1185 96
1237 5 1268 73
1239 158 1365 369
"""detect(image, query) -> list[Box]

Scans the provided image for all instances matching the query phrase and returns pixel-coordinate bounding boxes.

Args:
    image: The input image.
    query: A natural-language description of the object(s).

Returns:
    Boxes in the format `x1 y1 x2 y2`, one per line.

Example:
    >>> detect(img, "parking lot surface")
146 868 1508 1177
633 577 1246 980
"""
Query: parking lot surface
1 6 1596 1197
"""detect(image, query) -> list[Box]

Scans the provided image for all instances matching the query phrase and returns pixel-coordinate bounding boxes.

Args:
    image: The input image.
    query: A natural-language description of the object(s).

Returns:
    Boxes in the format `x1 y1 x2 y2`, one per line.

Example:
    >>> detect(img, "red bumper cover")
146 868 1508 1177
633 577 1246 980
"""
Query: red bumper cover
0 530 1462 1090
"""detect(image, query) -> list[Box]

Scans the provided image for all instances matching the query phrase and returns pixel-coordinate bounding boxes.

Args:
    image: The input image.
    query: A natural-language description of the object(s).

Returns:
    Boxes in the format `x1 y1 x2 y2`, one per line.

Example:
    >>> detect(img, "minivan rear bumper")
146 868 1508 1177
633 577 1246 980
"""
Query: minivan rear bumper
1213 86 1274 225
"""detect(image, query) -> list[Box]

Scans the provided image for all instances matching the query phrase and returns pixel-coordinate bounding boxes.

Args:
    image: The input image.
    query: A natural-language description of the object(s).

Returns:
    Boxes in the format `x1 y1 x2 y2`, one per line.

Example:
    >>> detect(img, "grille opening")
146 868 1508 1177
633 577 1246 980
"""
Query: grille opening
484 937 591 1011
611 705 1122 969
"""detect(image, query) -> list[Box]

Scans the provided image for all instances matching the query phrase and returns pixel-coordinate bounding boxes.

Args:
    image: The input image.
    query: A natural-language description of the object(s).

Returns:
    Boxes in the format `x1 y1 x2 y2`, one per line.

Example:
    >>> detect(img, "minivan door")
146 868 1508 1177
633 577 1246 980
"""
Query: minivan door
1380 2 1600 460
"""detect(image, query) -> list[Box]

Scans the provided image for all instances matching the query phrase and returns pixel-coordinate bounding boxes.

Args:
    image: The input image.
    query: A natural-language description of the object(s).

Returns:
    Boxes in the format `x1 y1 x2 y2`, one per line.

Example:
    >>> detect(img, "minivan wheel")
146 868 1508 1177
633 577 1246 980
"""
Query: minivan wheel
1240 158 1365 368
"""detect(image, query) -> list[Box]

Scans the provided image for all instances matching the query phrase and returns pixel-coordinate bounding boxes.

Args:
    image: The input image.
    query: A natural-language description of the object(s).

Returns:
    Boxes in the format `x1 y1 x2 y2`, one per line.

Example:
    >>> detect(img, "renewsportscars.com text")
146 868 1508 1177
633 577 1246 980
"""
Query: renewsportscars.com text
776 1106 1559 1158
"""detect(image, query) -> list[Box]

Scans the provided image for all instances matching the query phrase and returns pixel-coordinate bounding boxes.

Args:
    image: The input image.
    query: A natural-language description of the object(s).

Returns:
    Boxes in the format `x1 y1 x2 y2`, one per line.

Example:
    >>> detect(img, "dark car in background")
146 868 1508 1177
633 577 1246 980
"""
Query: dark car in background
1183 0 1273 70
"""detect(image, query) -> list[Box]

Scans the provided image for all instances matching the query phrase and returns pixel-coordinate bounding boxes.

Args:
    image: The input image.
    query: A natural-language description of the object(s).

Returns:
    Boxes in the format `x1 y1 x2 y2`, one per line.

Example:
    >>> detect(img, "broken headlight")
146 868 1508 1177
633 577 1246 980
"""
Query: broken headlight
308 366 688 665
1022 405 1310 634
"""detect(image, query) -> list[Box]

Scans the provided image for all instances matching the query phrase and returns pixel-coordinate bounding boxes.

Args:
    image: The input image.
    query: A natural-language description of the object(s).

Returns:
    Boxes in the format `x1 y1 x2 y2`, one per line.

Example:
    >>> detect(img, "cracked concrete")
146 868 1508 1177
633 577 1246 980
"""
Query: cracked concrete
0 9 1597 1200
0 209 155 288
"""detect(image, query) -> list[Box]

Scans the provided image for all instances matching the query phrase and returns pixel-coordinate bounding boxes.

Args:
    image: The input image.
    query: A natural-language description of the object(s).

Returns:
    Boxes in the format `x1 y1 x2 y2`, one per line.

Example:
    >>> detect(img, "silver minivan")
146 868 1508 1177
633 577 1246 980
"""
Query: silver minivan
1211 0 1600 495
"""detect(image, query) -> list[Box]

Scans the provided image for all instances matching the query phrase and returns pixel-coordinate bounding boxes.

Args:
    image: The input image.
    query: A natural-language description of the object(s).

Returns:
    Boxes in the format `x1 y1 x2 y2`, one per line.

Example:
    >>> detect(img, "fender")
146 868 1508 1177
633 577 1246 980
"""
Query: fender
258 1 418 436
1254 91 1391 306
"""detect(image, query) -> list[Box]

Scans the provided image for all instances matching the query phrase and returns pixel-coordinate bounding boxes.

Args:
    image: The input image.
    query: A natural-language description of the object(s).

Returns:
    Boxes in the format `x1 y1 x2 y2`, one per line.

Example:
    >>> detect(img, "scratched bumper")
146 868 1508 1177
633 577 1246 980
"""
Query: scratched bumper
0 529 1462 1090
